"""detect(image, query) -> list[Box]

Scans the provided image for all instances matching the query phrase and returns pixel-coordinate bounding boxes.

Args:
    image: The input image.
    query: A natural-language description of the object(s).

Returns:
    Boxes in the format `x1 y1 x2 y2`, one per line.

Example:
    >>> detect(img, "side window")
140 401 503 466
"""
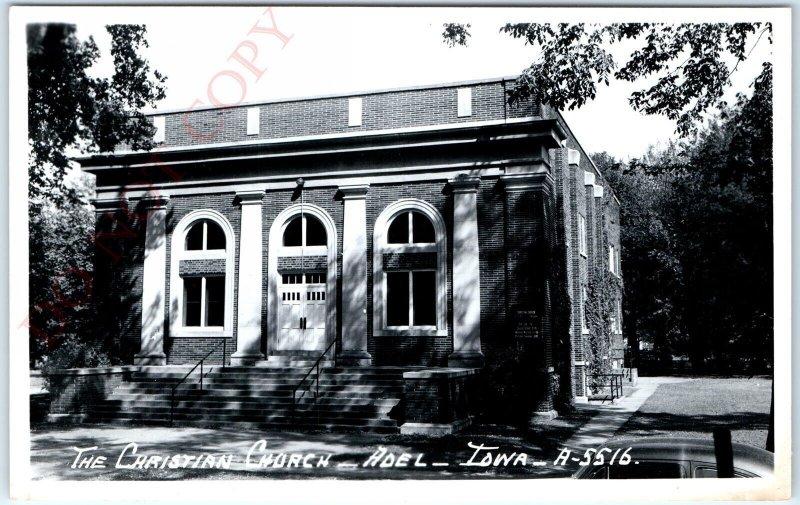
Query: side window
694 466 754 478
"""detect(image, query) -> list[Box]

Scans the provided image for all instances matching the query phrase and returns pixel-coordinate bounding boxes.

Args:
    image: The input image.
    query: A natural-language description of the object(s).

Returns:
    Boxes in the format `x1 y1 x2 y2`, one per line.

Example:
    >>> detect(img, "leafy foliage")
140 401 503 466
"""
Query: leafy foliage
443 22 770 135
27 174 95 367
585 266 621 392
27 23 166 203
597 63 773 373
27 24 166 368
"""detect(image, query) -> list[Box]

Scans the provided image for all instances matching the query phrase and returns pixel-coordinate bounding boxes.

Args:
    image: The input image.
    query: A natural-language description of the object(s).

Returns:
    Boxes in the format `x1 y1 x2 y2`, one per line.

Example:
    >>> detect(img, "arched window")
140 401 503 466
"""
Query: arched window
170 210 235 337
282 214 327 248
185 219 226 251
373 199 447 336
387 211 436 244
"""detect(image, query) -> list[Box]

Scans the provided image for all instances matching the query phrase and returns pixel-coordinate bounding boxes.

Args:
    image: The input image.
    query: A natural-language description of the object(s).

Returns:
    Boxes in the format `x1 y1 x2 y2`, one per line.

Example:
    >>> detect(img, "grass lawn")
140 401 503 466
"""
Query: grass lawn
612 377 772 449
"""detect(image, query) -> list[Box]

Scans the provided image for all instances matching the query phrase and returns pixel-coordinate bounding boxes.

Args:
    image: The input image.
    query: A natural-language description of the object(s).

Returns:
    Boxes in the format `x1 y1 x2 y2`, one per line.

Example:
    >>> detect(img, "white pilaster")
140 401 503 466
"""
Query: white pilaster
134 195 169 365
448 175 485 368
339 184 372 366
231 190 265 365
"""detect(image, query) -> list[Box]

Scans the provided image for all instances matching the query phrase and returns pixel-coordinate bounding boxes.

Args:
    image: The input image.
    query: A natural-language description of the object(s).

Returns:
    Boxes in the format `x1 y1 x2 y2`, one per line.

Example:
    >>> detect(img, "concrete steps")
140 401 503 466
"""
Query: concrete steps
86 365 407 433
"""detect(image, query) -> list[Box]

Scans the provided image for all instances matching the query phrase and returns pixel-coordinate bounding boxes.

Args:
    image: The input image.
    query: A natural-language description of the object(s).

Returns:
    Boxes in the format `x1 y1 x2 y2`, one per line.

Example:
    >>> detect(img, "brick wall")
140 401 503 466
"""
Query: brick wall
155 80 540 149
47 368 131 414
403 369 479 424
92 207 146 363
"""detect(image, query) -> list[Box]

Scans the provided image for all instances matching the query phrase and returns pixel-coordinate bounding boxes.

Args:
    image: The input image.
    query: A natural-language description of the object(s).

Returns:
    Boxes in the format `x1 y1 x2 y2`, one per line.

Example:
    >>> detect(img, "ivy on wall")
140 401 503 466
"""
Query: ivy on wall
584 222 624 394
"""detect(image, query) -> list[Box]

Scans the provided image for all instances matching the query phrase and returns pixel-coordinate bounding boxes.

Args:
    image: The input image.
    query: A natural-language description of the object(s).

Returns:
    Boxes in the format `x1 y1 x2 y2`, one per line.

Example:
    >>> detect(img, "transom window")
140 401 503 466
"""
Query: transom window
186 219 226 251
387 211 435 244
283 214 327 247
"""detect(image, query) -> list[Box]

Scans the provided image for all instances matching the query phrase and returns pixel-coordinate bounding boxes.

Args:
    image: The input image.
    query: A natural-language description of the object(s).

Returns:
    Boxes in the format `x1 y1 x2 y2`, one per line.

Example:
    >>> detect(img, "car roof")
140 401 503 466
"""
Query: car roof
588 437 774 475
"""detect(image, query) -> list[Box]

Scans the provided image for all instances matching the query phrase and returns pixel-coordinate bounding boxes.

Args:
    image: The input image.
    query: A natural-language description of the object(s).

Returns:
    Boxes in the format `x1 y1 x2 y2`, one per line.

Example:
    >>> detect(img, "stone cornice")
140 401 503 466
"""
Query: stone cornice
448 174 481 194
139 194 170 210
236 189 266 204
567 148 581 166
338 184 370 200
91 196 129 214
500 172 554 194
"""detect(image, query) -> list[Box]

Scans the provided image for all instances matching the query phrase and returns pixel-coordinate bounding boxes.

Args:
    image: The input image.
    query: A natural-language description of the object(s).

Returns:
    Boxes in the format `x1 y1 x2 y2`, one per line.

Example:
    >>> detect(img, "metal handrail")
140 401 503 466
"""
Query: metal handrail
589 373 624 402
291 338 337 425
170 337 228 424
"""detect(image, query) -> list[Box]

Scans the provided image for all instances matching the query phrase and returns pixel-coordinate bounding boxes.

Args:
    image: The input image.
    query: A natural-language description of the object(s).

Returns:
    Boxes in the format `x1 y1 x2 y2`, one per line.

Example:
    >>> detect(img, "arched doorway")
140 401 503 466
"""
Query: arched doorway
267 204 337 354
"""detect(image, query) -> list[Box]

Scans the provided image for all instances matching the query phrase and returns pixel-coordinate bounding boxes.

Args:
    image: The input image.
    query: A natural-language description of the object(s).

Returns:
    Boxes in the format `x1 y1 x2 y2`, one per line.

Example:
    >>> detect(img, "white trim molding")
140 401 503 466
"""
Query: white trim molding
168 209 236 339
339 184 372 366
231 190 265 365
134 195 170 365
267 203 338 355
373 199 448 337
448 175 484 367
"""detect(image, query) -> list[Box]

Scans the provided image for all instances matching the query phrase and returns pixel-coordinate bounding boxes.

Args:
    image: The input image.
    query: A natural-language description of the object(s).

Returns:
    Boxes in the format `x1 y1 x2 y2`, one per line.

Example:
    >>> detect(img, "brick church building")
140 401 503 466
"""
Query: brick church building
77 77 624 430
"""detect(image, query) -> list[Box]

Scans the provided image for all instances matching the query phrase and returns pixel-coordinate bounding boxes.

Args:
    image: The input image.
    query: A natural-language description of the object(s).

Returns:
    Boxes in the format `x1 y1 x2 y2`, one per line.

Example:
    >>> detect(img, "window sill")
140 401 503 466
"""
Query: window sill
280 246 328 256
374 328 448 337
182 250 226 260
382 244 436 253
170 328 233 338
581 328 590 335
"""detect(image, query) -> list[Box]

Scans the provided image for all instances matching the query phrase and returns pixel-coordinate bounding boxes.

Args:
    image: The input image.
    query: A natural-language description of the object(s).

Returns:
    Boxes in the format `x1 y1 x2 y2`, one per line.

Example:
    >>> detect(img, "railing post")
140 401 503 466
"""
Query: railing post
200 360 204 391
223 339 227 368
170 389 174 425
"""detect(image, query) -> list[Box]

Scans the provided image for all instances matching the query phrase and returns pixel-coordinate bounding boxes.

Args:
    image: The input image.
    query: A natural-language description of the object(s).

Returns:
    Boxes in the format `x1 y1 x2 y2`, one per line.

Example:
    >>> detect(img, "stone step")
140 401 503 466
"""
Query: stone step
94 400 398 415
106 389 400 401
114 383 405 395
85 416 399 434
123 376 405 386
130 367 408 379
97 396 400 409
87 410 399 428
97 366 409 433
89 406 397 422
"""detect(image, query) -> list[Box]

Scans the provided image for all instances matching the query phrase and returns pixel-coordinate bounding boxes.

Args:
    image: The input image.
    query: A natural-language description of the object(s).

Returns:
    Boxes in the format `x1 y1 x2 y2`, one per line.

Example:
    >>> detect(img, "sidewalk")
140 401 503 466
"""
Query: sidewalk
563 376 689 452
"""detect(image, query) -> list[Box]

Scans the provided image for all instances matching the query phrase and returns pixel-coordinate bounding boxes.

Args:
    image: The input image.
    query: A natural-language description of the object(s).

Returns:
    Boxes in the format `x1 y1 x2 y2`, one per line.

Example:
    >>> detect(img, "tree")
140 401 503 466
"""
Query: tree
443 22 770 135
595 63 773 373
27 24 166 367
27 23 166 203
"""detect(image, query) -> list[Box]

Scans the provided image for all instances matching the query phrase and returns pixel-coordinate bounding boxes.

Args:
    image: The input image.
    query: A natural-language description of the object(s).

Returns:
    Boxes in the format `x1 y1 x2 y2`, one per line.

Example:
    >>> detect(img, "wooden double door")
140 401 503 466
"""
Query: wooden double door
276 272 327 351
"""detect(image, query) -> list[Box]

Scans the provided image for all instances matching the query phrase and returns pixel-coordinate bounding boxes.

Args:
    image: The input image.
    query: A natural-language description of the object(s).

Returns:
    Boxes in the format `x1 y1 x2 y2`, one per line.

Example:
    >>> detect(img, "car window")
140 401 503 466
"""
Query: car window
694 466 753 478
587 466 609 479
607 462 685 479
